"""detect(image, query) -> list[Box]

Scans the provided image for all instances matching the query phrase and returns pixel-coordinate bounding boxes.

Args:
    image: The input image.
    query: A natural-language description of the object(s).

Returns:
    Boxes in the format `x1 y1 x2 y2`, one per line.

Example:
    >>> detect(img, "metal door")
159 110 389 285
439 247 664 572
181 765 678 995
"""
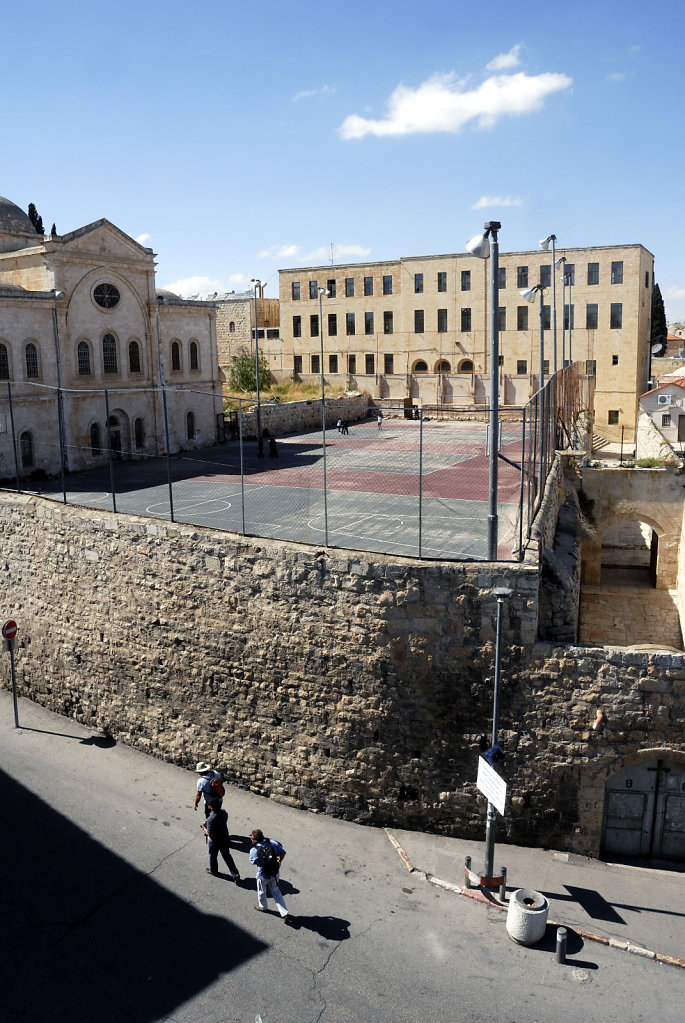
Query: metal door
602 760 685 861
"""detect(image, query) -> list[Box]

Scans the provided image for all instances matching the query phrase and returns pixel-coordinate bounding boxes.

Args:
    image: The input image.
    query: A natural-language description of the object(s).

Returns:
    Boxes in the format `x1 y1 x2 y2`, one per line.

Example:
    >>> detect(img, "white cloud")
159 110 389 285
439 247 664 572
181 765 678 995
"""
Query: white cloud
162 275 234 298
663 285 685 322
339 67 572 140
294 84 335 101
472 195 523 209
606 72 626 83
306 243 371 261
135 233 151 245
258 243 300 260
486 45 522 72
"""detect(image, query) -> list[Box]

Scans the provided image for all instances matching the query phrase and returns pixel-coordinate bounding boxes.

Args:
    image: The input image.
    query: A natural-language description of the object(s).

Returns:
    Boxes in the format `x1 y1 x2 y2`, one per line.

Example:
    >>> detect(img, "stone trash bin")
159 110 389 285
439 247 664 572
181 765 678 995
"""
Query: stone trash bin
506 888 549 946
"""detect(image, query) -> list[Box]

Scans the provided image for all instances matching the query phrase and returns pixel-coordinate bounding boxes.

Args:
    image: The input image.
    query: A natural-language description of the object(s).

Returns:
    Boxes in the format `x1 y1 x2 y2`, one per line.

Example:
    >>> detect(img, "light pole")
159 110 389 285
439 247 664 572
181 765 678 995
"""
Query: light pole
567 271 573 365
519 283 546 392
466 221 501 562
539 235 557 372
51 289 68 498
557 257 567 366
483 585 512 881
250 278 262 442
318 286 329 546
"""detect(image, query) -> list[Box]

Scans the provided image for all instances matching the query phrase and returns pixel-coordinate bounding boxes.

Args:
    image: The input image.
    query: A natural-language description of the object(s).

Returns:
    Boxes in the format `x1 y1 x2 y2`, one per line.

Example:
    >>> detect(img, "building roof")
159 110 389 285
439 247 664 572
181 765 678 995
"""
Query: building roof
641 378 685 398
0 196 39 236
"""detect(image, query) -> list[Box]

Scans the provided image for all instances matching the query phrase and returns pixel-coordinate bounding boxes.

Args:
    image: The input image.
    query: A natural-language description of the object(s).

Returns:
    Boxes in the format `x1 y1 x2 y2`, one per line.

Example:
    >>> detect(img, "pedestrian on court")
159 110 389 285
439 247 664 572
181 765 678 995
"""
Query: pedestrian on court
269 436 278 458
341 419 349 435
337 418 342 433
377 413 383 431
201 798 240 881
257 435 264 458
194 761 225 818
250 828 294 925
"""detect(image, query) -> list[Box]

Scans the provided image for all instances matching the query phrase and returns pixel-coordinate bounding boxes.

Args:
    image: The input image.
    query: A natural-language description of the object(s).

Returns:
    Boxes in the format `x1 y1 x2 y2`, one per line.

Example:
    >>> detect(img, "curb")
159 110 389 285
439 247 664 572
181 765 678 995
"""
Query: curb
382 829 685 970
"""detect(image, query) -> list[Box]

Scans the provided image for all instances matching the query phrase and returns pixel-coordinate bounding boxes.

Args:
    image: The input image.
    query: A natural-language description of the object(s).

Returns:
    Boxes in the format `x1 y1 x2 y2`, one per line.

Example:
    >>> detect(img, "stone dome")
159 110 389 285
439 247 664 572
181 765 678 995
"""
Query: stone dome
0 196 39 236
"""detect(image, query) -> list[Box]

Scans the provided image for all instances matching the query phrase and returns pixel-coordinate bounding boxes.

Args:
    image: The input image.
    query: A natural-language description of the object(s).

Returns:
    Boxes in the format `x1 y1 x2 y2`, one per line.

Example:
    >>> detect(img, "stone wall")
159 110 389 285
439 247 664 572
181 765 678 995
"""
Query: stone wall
1 490 683 857
237 395 370 438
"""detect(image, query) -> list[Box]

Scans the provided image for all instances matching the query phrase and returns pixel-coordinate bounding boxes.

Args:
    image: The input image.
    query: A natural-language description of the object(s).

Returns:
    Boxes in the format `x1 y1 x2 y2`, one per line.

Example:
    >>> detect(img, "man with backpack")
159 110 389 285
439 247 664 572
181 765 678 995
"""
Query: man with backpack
249 828 294 925
193 762 225 818
201 798 240 881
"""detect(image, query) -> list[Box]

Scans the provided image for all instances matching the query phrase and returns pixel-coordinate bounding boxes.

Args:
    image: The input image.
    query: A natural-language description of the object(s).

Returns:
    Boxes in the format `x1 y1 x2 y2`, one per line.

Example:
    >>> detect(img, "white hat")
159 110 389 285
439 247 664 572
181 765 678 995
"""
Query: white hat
195 761 212 773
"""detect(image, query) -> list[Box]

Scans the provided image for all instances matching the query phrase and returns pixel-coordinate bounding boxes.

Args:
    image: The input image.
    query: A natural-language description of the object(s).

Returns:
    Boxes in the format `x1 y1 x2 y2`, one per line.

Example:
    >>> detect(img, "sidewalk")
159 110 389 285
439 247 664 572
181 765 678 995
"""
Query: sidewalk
384 826 685 967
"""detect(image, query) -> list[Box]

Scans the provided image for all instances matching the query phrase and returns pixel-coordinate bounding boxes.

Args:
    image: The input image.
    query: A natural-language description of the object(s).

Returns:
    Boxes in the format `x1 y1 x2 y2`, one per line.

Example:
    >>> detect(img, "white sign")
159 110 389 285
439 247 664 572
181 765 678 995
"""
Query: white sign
477 756 507 816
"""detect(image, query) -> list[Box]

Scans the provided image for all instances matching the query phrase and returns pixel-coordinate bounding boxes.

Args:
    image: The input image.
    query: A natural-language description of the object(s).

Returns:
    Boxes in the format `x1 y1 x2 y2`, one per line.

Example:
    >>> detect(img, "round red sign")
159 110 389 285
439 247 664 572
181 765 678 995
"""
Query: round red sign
2 620 17 640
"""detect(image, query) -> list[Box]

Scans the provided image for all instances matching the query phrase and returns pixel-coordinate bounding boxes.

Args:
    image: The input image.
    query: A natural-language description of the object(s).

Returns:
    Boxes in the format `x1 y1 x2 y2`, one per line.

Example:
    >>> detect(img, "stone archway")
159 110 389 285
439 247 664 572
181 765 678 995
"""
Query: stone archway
107 409 131 459
601 753 685 862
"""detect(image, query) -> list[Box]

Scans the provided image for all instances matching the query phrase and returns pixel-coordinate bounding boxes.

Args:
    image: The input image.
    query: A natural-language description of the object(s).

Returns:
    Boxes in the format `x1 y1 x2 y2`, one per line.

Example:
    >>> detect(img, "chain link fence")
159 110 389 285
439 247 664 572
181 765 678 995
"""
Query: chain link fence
0 365 589 562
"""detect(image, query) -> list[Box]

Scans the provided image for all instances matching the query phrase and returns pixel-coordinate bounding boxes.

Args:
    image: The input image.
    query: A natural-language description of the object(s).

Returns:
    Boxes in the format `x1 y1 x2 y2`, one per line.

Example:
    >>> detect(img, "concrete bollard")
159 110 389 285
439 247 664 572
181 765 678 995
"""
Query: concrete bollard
499 866 507 902
555 926 567 965
506 888 549 946
464 855 472 889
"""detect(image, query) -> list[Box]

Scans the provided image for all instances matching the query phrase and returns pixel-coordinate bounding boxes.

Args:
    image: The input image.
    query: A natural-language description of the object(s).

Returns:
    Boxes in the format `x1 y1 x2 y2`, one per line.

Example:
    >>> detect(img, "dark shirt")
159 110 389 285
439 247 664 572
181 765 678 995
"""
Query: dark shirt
205 807 229 844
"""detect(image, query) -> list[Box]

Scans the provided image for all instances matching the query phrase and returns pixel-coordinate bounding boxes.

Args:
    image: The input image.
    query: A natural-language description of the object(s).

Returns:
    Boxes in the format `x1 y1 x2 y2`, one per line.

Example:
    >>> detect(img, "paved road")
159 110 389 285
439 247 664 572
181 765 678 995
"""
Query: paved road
2 690 683 1023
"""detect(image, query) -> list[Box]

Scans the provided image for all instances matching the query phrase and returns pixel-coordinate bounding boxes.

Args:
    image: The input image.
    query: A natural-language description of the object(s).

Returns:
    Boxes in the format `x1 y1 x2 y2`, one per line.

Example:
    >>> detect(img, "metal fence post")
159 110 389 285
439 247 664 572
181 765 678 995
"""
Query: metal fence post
104 388 117 514
418 410 424 559
7 382 20 491
238 397 246 535
161 384 174 522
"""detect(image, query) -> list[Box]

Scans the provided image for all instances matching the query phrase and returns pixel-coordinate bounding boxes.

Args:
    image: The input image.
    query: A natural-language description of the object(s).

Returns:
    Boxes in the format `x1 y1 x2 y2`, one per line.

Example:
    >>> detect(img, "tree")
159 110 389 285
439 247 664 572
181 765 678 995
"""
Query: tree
27 203 44 235
651 283 667 344
227 352 271 394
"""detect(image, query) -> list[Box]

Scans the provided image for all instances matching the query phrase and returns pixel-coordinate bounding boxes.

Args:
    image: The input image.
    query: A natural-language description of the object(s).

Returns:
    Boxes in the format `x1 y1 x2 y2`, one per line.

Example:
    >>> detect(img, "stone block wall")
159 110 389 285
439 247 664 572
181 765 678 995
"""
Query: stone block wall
1 491 683 856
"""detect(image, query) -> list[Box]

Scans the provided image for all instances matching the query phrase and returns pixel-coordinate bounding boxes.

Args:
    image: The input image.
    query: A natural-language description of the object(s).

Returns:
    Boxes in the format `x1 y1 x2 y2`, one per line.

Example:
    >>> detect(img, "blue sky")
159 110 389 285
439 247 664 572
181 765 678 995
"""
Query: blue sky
3 1 684 320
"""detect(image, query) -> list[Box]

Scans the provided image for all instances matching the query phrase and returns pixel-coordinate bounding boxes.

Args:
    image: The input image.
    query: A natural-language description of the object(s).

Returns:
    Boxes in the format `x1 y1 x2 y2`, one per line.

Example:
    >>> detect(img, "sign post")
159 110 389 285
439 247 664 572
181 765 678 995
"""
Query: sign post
2 620 19 727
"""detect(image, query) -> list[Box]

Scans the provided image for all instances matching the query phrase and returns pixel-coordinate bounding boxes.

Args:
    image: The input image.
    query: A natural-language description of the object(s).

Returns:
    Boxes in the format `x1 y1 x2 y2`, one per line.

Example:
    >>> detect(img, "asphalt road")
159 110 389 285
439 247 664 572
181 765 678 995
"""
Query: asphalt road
2 690 682 1023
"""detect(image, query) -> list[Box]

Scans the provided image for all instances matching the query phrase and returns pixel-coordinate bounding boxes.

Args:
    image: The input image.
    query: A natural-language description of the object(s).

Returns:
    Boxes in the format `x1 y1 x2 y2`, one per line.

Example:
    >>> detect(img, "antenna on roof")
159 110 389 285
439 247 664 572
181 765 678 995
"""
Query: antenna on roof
330 243 334 265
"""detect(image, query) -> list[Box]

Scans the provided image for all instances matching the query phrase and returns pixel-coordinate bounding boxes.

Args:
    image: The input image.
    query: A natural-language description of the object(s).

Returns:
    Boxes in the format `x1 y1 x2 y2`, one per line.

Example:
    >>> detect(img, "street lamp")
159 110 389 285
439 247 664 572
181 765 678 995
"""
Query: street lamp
318 286 329 545
483 585 512 880
539 235 558 373
250 278 262 442
51 289 68 497
519 283 546 391
556 257 567 366
466 221 501 562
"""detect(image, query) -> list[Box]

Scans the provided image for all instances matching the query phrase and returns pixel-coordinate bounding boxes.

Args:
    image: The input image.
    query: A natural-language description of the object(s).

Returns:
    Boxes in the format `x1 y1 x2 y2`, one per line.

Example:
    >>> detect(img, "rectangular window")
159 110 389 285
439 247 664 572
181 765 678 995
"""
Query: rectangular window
540 264 551 287
608 410 619 425
310 314 319 336
346 312 355 335
414 273 423 293
328 313 337 336
365 353 375 375
563 305 574 330
327 279 336 298
364 276 373 296
309 281 318 299
329 354 338 373
384 353 394 375
498 307 506 331
345 277 354 297
498 267 506 289
437 308 448 332
461 307 472 332
293 315 302 338
586 303 598 329
645 271 650 288
348 353 356 374
612 354 619 366
543 305 551 330
543 359 550 375
293 355 302 374
365 311 374 335
662 413 672 428
311 354 320 373
564 263 575 286
498 355 504 367
383 275 393 295
461 270 471 291
586 360 596 376
587 262 599 285
292 282 300 300
383 311 393 334
414 309 424 333
517 360 527 375
437 271 447 292
517 266 528 288
610 303 623 329
611 261 624 284
517 306 528 331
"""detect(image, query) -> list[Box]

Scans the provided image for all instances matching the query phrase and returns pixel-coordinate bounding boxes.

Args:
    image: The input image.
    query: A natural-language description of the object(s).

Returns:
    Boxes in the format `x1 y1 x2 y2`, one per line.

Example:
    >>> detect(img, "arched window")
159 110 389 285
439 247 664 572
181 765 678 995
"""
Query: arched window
20 431 34 467
134 417 145 449
78 341 92 376
413 360 428 373
25 342 39 379
458 360 474 373
229 321 235 333
186 410 195 440
128 340 141 374
90 423 101 457
171 341 181 371
0 343 10 380
436 360 451 373
189 340 199 371
102 333 118 374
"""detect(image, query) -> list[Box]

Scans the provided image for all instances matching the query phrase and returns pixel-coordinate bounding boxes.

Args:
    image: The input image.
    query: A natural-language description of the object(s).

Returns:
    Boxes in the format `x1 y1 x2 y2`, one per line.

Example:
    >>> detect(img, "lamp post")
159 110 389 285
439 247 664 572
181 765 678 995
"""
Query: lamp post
51 289 67 497
250 278 262 442
483 585 512 881
557 257 567 366
567 271 573 365
539 235 557 373
519 283 546 392
466 221 501 562
318 286 329 546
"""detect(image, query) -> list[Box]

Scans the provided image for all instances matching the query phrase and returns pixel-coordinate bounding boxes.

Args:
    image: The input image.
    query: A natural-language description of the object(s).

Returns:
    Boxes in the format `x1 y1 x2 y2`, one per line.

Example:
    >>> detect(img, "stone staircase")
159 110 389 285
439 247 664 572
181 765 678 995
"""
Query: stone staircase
579 568 683 650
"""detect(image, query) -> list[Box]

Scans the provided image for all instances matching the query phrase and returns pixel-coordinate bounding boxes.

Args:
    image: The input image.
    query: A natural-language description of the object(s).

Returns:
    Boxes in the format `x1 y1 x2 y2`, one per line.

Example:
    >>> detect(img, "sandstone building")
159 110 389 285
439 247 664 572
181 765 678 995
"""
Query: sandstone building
276 243 653 443
0 196 222 477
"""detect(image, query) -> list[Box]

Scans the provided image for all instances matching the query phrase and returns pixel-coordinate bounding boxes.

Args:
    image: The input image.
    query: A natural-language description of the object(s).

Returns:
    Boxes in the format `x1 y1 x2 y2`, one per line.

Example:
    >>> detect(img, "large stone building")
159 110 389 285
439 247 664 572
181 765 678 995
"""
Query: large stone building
276 242 654 442
0 196 222 477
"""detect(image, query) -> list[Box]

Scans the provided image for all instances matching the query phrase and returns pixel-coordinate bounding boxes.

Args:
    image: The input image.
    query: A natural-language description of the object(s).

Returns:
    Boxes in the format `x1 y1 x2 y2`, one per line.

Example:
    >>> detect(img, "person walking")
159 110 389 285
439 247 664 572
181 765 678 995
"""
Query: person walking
341 419 349 435
377 413 383 431
268 436 278 458
250 828 293 925
201 798 240 881
194 762 225 818
336 418 342 433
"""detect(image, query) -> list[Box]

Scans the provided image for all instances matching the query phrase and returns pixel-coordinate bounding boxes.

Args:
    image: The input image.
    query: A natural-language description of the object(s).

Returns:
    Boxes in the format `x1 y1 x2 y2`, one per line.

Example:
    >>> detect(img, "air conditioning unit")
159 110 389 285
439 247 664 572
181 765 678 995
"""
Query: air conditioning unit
658 394 672 405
